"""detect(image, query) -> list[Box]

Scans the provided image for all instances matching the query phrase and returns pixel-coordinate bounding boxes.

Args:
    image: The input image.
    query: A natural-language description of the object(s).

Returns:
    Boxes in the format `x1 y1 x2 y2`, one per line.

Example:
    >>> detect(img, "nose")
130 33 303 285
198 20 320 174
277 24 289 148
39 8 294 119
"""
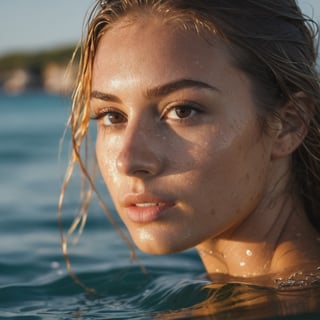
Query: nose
116 122 163 177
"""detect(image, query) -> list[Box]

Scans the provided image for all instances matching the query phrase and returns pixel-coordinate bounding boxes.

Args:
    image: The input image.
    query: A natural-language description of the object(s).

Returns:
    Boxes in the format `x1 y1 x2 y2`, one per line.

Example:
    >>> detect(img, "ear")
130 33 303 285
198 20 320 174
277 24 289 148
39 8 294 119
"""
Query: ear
271 92 310 159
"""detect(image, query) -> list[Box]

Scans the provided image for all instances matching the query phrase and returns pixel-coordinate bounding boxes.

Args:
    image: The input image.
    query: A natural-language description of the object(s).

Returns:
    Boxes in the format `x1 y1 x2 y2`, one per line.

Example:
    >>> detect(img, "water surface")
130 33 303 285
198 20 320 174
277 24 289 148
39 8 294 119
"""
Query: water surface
0 92 319 319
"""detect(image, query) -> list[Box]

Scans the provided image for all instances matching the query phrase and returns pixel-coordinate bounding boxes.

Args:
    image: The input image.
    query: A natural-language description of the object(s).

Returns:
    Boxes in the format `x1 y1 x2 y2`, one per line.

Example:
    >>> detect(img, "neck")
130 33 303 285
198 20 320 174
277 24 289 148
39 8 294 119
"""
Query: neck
196 191 320 282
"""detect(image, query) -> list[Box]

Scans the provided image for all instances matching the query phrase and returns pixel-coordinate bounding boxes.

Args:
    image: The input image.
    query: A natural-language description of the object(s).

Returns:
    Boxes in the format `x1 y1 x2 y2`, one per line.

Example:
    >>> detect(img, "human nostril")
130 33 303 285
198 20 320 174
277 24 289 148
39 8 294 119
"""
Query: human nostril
116 149 161 176
132 168 153 176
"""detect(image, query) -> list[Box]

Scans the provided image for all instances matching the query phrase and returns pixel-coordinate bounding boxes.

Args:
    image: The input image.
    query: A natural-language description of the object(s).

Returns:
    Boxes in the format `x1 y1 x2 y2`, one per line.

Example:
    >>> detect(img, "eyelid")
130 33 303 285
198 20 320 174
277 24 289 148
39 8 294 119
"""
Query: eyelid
90 107 127 120
161 100 203 119
89 100 203 122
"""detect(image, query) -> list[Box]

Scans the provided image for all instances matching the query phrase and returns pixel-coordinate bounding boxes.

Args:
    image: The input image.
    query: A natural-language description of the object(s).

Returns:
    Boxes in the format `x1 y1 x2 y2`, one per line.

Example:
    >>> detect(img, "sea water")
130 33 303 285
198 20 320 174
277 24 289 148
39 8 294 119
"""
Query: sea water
0 92 319 319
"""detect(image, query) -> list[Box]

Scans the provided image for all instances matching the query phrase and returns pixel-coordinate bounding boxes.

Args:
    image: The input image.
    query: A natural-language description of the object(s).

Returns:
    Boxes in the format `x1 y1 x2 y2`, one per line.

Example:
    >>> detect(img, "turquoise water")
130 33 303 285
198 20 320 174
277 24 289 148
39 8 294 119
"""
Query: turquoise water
1 92 320 319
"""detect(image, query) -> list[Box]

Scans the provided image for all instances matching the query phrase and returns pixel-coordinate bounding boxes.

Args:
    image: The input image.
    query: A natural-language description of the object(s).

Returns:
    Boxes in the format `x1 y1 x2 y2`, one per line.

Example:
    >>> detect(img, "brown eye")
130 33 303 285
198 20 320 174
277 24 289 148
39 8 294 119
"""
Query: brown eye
165 105 197 120
90 107 127 126
103 111 127 125
175 106 193 118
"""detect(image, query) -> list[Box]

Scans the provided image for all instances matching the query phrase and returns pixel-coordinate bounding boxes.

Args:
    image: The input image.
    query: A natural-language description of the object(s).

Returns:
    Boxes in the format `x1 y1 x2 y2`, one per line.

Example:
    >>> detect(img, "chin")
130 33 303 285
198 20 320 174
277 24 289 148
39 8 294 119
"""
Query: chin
131 228 192 255
137 243 183 255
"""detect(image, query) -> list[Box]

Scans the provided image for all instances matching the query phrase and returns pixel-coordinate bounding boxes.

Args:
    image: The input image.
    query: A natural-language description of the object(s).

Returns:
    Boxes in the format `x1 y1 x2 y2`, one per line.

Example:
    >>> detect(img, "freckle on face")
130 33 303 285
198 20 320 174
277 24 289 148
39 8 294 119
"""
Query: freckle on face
210 208 216 216
93 17 274 254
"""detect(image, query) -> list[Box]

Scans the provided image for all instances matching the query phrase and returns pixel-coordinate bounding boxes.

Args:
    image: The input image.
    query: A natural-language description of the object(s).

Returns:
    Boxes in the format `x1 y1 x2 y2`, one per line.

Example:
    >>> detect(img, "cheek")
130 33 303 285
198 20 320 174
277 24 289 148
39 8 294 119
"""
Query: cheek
195 122 270 202
96 133 121 189
187 124 240 173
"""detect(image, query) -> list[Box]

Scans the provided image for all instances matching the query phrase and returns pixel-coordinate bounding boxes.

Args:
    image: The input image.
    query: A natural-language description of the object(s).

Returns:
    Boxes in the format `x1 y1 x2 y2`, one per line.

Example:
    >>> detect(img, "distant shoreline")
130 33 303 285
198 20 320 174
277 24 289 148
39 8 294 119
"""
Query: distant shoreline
0 45 78 95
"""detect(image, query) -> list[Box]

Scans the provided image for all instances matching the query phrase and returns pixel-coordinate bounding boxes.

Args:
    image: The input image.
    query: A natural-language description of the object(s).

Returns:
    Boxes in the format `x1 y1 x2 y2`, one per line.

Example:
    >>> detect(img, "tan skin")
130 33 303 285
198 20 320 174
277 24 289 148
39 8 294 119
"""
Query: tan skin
90 15 320 283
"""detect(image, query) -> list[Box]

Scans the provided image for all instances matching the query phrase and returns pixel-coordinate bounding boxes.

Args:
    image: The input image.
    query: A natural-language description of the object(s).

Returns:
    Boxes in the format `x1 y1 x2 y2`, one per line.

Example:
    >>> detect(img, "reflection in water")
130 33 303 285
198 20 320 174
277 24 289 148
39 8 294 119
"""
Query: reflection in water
158 282 320 319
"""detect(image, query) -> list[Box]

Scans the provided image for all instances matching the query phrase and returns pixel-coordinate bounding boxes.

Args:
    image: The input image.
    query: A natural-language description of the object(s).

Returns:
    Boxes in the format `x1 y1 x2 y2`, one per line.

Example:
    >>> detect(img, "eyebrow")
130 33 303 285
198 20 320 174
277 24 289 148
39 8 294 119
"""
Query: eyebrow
145 78 219 98
90 91 121 103
90 78 218 102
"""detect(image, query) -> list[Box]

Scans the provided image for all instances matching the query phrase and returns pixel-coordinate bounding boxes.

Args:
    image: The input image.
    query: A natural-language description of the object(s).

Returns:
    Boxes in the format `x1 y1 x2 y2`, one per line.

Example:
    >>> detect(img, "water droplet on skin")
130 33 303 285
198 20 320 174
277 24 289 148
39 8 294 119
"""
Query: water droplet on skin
240 261 246 267
139 228 155 241
246 249 252 257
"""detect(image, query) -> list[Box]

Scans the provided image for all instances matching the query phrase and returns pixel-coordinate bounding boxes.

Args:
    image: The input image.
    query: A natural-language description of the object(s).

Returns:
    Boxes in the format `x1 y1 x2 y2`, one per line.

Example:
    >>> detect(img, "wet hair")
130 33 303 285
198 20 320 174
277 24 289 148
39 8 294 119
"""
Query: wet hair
61 0 320 255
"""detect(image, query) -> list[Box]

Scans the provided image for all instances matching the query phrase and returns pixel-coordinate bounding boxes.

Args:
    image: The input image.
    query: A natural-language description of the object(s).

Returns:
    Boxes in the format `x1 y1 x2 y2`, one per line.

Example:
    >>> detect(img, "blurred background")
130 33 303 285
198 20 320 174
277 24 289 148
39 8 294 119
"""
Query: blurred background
0 0 93 94
0 0 319 94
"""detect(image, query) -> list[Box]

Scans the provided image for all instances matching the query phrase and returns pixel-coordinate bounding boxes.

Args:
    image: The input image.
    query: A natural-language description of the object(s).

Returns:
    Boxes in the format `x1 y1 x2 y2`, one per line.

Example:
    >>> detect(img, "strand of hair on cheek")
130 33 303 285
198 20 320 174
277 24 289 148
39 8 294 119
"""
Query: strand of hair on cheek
72 135 148 272
75 139 146 272
69 129 94 246
58 137 148 294
72 100 147 272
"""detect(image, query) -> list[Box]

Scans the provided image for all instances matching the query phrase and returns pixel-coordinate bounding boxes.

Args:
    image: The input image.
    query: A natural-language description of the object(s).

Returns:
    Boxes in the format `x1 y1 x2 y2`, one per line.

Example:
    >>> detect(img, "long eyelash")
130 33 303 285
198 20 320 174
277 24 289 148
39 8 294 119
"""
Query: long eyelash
90 112 102 120
162 103 202 120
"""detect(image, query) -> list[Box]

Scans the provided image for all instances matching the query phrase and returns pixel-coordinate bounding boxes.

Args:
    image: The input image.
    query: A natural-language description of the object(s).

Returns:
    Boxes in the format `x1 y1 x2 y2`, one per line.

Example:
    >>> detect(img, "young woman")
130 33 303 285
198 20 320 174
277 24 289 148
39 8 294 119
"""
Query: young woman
61 0 320 295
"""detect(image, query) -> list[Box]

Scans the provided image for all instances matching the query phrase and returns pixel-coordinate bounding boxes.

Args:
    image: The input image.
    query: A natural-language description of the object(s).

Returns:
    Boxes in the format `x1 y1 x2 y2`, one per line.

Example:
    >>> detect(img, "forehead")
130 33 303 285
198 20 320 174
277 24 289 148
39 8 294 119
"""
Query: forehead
92 16 234 88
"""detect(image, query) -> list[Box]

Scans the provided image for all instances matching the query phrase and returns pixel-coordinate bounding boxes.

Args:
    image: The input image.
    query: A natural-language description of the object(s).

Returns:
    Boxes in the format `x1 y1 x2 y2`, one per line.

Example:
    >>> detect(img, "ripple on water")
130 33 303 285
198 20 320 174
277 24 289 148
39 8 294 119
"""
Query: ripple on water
1 264 320 319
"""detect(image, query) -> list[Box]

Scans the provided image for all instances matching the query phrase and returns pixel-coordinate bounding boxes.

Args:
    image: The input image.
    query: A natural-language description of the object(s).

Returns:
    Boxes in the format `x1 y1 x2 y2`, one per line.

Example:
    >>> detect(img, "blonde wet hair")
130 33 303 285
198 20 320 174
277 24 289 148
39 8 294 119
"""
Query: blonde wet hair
59 0 320 289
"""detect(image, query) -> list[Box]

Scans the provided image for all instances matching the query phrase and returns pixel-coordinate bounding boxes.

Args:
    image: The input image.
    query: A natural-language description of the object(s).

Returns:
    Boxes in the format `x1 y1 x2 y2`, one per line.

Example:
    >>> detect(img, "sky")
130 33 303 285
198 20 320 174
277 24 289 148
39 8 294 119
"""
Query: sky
0 0 93 56
0 0 319 57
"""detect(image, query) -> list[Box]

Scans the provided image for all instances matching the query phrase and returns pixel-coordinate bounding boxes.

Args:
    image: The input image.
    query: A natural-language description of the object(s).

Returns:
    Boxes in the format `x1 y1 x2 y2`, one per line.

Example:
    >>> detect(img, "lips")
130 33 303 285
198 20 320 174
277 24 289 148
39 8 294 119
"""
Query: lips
120 193 175 223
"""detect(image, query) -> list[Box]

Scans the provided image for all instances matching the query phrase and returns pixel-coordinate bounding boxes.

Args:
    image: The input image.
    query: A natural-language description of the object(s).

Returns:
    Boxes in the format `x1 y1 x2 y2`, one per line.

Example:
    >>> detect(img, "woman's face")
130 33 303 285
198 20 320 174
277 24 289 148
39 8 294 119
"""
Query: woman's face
91 16 276 254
